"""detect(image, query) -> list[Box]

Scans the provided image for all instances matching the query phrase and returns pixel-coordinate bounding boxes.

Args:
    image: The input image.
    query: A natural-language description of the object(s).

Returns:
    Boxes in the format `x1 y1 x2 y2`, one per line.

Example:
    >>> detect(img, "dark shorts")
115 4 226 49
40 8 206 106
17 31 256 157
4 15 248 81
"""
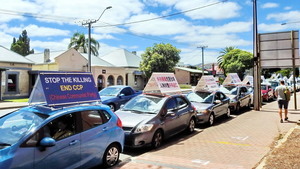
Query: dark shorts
278 100 289 109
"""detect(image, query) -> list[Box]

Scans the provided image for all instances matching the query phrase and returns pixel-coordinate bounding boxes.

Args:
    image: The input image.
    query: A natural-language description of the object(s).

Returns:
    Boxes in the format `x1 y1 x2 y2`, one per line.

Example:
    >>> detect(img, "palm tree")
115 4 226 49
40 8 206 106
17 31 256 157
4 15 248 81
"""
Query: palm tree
68 32 100 56
217 46 236 76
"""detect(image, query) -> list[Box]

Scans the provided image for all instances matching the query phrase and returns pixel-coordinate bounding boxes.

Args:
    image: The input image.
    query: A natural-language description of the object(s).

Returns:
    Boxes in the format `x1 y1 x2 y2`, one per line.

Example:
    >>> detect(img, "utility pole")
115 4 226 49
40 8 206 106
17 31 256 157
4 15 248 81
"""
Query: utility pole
198 46 208 77
253 0 260 111
82 6 112 72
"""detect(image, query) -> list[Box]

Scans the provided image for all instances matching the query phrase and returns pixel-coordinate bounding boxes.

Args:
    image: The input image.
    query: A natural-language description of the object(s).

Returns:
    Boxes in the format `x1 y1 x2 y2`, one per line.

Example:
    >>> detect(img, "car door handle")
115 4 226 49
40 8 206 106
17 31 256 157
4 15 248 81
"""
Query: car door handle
102 127 108 131
69 140 79 146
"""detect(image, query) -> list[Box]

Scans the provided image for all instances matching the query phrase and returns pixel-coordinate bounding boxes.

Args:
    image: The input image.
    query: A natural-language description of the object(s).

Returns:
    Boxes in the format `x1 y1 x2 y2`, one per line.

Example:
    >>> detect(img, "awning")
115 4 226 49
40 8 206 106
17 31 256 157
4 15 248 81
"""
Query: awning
133 70 143 75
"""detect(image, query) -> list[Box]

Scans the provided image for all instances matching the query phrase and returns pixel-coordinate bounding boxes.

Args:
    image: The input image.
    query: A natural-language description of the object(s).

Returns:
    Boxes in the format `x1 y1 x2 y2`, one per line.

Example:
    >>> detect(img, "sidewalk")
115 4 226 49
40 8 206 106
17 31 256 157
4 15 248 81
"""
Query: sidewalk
0 101 29 110
114 93 300 169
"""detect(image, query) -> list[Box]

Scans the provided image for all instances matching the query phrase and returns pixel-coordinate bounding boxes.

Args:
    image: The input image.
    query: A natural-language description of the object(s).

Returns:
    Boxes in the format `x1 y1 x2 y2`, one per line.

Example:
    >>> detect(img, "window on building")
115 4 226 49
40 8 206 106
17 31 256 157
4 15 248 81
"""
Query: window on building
107 75 114 86
117 76 123 85
7 73 18 93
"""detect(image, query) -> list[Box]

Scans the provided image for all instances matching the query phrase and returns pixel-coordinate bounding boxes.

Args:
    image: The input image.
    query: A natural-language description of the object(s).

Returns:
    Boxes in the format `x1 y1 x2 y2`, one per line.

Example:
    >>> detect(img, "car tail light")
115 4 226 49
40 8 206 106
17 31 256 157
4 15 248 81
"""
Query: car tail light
116 117 123 128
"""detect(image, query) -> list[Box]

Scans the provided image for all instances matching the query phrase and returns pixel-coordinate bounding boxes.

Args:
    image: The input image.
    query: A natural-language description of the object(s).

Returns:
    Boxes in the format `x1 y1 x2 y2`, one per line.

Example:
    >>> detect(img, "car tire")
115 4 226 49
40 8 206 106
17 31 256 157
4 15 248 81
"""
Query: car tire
151 130 163 149
186 118 195 134
226 108 231 118
102 143 120 168
207 113 215 126
108 104 116 112
235 103 240 113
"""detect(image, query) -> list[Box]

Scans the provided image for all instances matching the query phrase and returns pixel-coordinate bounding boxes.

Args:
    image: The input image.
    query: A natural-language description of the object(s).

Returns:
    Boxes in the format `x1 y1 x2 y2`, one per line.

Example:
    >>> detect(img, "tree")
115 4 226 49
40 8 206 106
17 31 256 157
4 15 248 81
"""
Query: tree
220 48 253 79
68 32 100 56
217 46 236 76
10 30 34 56
140 43 181 78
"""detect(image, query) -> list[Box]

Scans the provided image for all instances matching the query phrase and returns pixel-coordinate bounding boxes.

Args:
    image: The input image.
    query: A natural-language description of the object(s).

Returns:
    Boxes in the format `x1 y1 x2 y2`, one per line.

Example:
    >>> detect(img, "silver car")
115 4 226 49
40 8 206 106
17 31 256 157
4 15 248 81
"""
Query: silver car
115 94 196 149
186 90 230 126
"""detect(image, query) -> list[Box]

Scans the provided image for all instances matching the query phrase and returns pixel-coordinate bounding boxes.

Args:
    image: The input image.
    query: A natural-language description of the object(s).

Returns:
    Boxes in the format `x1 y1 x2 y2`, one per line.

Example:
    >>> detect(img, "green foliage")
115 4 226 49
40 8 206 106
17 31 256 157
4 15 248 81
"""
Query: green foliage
276 69 292 77
10 30 34 56
219 48 253 79
179 84 192 89
217 46 236 75
140 43 181 78
68 32 100 56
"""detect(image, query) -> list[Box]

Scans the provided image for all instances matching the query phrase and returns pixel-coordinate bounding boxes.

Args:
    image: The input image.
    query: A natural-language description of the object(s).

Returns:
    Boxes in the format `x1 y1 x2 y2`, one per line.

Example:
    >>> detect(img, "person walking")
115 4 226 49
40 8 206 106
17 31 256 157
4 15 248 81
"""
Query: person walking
275 80 290 123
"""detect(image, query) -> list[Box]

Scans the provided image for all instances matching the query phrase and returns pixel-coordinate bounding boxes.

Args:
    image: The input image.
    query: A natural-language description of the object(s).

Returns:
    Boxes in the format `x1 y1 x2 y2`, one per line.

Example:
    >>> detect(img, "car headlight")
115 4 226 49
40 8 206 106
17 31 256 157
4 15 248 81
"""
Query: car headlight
134 124 154 133
199 110 209 114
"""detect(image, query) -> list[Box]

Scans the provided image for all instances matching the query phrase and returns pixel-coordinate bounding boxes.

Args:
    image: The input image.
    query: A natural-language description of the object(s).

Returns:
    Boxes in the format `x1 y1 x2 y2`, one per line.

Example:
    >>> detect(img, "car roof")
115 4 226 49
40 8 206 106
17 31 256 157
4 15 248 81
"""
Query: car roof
20 102 109 116
106 85 128 88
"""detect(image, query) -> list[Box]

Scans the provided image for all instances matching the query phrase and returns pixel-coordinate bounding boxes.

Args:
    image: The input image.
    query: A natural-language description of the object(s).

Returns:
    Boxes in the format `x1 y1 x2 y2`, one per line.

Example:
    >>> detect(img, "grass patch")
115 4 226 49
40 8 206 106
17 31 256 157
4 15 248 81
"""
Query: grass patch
179 84 192 89
4 98 29 102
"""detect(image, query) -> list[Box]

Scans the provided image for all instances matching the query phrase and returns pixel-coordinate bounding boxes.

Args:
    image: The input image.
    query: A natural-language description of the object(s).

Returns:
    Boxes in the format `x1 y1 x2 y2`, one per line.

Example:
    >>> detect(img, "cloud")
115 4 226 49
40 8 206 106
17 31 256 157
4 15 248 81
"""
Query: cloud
0 31 14 48
258 23 300 32
267 11 300 22
261 3 279 9
30 38 70 51
157 0 241 20
284 6 292 10
126 13 192 35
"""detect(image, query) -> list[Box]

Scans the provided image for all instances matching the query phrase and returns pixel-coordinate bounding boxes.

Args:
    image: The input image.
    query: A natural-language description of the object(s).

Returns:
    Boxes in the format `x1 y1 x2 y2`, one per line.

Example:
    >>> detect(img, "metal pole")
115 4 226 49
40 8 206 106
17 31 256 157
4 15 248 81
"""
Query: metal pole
291 30 297 110
82 6 112 73
88 23 92 72
198 46 207 77
253 0 260 111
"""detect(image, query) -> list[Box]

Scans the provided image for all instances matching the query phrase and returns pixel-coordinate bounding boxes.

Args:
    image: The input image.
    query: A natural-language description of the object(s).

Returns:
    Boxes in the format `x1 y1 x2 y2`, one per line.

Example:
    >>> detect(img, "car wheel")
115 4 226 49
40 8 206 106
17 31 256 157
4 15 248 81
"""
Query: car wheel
247 100 251 109
207 113 215 126
151 130 163 149
235 103 240 113
186 118 195 133
102 143 120 167
108 104 116 112
226 108 231 118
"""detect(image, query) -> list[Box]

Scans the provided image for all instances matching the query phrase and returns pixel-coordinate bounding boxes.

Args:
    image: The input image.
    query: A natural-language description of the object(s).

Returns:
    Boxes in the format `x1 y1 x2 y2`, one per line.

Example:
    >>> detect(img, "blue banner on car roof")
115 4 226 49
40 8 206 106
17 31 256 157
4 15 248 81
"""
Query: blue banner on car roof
29 71 100 106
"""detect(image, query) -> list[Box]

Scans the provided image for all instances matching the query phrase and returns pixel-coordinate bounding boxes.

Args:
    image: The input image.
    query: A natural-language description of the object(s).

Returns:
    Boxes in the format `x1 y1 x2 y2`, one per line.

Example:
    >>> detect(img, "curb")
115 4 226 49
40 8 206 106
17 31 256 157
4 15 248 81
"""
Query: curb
255 124 299 169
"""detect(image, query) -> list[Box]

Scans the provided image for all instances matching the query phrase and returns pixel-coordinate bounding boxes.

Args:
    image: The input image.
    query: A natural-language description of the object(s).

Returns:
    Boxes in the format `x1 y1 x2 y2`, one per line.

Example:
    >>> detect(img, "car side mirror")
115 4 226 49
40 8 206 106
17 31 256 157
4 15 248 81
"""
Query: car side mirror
40 137 56 147
119 93 125 97
166 111 176 117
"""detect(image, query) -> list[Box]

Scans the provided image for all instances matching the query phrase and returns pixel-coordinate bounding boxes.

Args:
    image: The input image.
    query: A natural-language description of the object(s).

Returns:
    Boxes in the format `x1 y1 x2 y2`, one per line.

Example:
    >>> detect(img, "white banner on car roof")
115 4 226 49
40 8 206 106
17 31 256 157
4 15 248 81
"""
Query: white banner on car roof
143 72 182 95
242 75 253 86
223 73 242 85
194 75 219 91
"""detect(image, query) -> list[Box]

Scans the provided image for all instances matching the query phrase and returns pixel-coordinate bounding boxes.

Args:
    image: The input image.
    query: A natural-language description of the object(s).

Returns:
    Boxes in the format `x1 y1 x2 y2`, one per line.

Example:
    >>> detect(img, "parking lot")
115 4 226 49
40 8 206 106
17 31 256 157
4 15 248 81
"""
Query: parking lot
113 93 300 169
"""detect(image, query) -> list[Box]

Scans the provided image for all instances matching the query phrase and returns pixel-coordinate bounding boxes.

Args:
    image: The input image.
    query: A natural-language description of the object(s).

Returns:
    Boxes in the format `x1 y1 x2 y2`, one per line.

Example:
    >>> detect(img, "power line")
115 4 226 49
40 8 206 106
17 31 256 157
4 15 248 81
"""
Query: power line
94 0 227 28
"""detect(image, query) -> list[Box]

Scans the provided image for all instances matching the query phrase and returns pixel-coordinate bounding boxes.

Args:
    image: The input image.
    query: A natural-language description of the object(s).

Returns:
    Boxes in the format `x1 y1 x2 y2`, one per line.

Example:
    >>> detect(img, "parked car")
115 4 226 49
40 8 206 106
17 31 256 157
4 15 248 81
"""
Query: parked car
99 85 142 111
186 89 230 126
0 102 124 169
261 83 275 101
115 93 196 149
246 85 254 106
219 85 252 113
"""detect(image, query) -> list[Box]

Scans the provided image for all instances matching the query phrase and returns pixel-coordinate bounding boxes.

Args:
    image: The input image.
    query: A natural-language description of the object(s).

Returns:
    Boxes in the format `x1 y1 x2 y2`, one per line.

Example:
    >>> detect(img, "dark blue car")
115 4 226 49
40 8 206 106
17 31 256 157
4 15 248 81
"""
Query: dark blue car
99 85 142 111
0 102 124 169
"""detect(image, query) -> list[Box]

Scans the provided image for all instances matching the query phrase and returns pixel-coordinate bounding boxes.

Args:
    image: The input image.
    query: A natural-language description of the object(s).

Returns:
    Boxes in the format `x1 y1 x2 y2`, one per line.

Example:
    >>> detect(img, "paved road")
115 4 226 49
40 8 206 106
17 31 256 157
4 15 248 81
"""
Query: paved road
113 93 300 169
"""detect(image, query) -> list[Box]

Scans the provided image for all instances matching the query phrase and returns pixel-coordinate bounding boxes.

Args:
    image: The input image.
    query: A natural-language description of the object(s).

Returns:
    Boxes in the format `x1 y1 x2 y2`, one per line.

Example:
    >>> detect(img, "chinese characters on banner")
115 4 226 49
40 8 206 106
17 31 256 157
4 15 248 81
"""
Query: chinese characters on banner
143 73 181 95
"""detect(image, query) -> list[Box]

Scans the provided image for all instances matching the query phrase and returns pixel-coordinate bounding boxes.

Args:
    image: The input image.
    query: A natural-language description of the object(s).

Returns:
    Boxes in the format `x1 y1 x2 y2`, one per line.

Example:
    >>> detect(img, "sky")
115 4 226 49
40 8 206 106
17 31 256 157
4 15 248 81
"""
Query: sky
0 0 299 65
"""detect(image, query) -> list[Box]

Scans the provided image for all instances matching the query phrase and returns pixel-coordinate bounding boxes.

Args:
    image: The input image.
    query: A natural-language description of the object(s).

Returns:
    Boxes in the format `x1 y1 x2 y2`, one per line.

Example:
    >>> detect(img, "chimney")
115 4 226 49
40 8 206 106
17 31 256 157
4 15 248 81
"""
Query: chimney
132 51 137 55
44 49 50 63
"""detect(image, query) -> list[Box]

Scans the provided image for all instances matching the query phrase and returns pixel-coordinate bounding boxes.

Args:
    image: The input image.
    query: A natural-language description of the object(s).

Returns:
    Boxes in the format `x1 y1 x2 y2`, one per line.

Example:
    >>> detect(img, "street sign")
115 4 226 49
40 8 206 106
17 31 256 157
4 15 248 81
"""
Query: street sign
259 31 299 68
29 72 100 106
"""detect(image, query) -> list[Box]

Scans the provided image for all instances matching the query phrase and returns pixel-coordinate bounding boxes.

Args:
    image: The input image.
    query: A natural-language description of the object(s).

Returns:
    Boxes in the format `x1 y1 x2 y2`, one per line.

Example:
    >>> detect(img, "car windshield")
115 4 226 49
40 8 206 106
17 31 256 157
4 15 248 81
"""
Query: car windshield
261 85 267 90
122 95 165 114
0 110 47 146
220 86 238 95
99 87 122 96
247 87 253 92
187 91 214 103
270 82 279 88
